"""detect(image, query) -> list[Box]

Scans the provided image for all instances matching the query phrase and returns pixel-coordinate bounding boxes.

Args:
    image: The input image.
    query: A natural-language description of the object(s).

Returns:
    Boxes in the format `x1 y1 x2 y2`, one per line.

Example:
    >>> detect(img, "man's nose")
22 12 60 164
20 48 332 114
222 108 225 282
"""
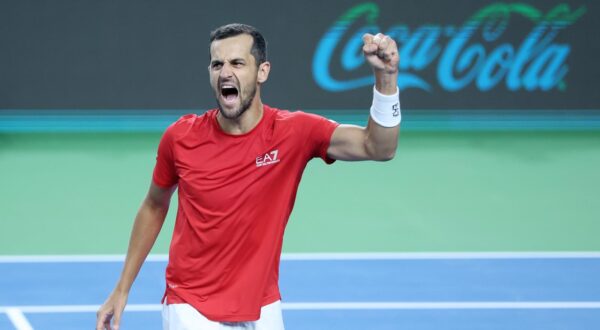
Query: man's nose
219 63 233 78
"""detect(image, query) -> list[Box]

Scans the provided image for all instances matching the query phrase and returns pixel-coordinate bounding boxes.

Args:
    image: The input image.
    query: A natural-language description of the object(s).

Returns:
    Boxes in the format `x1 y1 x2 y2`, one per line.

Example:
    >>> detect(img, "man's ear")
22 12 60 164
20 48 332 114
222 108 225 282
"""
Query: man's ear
257 61 271 84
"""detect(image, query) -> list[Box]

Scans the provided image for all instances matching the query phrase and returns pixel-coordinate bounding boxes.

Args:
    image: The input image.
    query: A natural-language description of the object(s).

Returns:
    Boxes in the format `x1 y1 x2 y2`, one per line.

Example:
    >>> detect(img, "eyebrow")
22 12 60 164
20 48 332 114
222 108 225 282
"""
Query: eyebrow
211 58 246 65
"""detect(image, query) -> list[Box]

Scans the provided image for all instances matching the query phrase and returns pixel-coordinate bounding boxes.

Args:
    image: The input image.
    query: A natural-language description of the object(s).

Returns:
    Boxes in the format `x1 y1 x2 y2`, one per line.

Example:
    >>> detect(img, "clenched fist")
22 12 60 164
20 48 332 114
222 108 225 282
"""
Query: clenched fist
362 33 399 75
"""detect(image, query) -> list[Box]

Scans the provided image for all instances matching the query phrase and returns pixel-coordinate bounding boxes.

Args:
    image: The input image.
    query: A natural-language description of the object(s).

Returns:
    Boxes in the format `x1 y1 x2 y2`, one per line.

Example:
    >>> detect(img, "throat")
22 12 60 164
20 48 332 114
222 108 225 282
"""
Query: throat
217 104 264 135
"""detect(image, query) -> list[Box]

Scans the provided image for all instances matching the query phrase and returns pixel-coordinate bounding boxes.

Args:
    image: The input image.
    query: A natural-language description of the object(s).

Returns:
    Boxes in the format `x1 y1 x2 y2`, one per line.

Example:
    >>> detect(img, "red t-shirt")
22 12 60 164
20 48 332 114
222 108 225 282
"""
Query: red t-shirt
152 105 339 322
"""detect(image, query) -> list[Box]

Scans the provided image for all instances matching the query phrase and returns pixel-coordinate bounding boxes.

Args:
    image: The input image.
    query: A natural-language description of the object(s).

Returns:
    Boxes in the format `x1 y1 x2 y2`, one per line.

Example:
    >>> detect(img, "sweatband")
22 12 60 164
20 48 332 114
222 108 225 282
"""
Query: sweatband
370 85 401 127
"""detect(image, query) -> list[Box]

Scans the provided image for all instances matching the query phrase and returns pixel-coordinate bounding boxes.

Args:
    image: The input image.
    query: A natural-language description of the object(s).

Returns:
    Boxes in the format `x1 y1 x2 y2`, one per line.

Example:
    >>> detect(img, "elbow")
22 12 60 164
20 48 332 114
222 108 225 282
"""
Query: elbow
377 151 396 161
371 148 396 161
365 138 398 161
144 195 170 213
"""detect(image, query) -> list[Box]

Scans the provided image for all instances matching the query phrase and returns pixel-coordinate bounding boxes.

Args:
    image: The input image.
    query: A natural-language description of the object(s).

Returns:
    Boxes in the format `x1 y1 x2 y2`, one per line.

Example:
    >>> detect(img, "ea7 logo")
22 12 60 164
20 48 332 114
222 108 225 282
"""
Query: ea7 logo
256 150 280 167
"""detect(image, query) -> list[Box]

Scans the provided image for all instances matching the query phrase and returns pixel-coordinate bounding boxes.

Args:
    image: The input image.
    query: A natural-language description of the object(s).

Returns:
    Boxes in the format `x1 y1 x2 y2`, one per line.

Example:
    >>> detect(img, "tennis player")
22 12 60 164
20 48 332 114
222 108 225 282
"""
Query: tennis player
96 23 400 330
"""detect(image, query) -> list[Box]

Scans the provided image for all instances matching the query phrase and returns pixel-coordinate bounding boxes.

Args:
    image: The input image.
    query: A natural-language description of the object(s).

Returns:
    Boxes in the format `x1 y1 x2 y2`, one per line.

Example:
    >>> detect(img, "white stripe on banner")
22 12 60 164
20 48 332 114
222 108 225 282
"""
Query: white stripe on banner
1 252 600 263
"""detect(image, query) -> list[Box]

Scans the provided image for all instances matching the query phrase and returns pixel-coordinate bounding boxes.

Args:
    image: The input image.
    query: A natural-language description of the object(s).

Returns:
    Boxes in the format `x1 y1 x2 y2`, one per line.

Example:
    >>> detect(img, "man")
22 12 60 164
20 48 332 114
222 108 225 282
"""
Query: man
96 23 400 330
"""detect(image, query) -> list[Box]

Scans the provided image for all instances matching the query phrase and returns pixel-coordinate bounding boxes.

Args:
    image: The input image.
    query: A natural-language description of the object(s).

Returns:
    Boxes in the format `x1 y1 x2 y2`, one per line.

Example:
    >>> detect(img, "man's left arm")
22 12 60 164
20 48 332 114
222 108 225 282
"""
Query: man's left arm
327 32 400 161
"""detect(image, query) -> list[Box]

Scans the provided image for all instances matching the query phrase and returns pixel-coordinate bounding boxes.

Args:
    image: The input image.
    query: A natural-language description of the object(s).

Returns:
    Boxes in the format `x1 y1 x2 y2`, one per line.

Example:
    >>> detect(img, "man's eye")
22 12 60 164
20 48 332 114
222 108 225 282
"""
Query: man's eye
212 63 222 69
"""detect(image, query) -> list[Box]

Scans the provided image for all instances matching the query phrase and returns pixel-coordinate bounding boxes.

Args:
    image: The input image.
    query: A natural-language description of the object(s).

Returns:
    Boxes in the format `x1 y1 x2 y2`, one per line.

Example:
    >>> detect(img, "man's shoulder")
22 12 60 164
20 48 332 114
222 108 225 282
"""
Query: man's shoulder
164 110 216 137
272 108 338 132
267 106 326 124
171 110 215 128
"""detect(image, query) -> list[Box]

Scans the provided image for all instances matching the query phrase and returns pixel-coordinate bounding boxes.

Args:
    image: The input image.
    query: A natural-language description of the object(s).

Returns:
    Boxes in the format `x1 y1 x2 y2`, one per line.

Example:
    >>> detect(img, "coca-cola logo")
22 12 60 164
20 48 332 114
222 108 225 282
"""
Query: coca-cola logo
312 2 586 92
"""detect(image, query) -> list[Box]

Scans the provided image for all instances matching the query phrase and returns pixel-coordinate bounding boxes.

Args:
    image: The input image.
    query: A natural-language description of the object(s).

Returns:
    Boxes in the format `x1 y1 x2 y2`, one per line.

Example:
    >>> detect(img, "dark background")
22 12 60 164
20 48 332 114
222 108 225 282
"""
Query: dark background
1 0 598 110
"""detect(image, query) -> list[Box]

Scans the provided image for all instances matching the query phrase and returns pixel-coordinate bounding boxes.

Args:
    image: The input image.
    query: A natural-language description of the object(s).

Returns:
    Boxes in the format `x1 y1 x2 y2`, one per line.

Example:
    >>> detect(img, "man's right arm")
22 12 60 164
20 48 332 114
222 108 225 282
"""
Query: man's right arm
96 182 176 330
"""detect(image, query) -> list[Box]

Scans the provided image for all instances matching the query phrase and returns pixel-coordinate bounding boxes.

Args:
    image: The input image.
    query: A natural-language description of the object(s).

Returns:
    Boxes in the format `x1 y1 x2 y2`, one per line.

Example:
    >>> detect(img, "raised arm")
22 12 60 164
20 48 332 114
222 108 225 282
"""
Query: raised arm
327 33 400 161
96 182 176 330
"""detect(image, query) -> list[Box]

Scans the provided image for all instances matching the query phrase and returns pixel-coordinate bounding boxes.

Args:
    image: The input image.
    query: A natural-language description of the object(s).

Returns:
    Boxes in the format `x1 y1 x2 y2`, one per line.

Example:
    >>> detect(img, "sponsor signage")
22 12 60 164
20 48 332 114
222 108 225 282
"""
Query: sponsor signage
1 1 597 110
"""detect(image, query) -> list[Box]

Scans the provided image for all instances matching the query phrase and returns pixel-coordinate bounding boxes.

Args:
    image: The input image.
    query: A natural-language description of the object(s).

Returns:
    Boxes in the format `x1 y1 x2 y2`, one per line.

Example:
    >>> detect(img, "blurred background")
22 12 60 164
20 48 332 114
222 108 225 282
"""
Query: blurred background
1 0 599 258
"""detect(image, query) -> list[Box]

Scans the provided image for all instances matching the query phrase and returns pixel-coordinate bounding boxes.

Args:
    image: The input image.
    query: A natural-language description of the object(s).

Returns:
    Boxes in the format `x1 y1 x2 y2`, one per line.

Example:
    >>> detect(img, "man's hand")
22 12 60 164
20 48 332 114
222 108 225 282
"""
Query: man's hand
362 33 399 74
96 289 128 330
363 33 399 95
94 183 173 329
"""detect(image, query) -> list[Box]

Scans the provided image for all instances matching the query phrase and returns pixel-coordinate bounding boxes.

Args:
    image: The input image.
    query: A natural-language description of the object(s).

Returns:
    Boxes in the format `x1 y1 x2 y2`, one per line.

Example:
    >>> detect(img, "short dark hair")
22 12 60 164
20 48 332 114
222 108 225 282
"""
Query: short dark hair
209 23 267 66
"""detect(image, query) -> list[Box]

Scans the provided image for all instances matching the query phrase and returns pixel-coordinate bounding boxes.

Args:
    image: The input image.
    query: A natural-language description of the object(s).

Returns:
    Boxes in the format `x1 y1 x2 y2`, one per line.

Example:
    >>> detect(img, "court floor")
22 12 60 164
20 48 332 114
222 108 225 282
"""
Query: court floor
1 253 600 329
1 130 599 329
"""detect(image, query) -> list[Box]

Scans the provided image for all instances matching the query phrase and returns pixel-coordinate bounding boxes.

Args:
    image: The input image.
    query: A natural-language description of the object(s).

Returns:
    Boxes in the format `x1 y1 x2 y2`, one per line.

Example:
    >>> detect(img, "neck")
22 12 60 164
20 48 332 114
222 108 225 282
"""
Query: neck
217 96 264 135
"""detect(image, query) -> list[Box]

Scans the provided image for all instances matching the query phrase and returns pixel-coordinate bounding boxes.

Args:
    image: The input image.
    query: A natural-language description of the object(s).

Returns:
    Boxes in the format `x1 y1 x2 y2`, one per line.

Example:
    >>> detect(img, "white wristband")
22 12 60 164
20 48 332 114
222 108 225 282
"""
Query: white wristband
370 85 401 127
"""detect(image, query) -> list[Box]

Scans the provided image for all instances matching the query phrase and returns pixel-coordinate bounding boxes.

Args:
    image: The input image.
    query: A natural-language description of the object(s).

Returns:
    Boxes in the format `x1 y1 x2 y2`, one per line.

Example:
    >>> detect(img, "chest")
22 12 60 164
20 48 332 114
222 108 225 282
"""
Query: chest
173 129 306 207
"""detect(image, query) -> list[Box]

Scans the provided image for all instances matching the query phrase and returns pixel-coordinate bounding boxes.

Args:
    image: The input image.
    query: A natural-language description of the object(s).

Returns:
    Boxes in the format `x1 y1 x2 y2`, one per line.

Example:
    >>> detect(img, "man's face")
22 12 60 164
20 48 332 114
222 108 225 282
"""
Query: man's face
209 34 260 120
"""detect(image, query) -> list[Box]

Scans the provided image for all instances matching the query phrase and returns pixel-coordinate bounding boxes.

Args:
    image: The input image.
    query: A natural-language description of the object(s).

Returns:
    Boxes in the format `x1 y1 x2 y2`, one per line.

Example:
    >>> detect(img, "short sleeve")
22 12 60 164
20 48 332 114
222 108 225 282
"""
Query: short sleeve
152 125 178 187
296 112 340 164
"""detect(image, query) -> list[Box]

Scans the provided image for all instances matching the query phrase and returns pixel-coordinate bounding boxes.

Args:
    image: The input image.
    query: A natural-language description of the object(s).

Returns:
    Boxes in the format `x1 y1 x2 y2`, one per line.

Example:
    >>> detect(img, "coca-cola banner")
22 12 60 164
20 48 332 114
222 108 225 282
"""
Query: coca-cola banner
1 0 597 110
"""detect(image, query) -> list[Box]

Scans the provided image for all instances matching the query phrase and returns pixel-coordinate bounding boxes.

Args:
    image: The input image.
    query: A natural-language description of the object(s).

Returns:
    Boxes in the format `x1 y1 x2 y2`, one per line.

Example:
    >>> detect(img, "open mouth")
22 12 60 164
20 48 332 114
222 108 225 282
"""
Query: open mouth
220 85 239 103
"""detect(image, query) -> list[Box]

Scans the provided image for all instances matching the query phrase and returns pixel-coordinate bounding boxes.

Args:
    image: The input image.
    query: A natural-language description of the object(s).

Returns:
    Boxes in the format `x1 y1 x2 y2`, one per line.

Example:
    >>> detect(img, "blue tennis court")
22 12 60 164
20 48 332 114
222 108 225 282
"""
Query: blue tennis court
1 253 599 329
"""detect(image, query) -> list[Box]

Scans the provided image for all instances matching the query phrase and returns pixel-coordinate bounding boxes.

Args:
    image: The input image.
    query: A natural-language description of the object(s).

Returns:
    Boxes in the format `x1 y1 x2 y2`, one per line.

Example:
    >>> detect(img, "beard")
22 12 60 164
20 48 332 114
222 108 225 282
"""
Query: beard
216 84 257 120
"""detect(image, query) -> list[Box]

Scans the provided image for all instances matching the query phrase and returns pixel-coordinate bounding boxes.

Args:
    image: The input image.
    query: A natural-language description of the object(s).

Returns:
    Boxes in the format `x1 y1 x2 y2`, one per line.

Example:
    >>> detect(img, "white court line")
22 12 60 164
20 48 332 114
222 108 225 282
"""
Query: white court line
5 308 33 330
1 302 600 314
281 252 600 260
0 304 161 313
1 252 600 263
0 255 167 263
283 302 600 310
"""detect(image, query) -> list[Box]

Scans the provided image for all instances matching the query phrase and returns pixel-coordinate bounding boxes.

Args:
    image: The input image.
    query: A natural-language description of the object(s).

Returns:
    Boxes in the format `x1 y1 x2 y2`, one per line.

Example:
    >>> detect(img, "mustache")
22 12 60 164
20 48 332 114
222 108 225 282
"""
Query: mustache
218 76 239 87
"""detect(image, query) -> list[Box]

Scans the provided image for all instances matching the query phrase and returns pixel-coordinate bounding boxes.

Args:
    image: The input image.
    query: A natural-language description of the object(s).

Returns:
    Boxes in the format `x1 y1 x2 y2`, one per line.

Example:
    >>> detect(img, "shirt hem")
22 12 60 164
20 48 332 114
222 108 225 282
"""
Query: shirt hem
163 288 281 322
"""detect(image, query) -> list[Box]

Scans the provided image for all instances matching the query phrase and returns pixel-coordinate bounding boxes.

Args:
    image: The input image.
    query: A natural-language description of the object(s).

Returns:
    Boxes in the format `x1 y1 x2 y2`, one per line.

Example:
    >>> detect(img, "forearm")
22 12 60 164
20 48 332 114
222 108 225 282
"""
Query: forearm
114 199 168 293
365 118 399 161
365 70 400 160
374 71 397 95
327 32 400 162
327 84 400 161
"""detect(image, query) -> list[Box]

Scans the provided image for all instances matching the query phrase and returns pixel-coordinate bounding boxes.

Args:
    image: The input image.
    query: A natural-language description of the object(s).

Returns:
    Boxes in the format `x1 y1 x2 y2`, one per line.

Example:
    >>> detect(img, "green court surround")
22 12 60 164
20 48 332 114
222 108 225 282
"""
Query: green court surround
1 131 599 254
